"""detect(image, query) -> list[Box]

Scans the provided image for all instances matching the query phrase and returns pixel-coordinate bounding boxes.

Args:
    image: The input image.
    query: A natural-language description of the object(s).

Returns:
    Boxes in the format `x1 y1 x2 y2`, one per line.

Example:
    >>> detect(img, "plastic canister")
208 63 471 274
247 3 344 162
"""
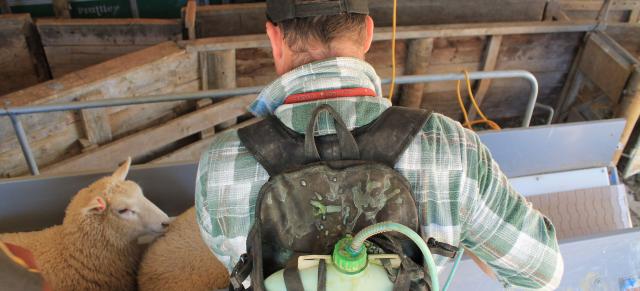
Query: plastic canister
264 255 397 291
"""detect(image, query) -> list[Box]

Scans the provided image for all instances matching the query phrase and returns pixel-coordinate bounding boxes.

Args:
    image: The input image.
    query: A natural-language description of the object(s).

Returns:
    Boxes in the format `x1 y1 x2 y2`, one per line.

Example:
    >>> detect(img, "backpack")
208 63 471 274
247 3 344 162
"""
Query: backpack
230 104 457 290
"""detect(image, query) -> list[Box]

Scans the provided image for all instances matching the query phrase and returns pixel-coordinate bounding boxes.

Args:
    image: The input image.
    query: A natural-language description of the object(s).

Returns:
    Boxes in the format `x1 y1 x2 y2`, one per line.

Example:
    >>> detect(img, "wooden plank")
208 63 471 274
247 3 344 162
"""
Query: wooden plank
150 117 261 164
45 45 149 78
186 0 197 40
52 0 70 18
79 91 112 145
399 38 433 108
469 35 503 119
561 0 640 11
36 18 181 46
42 94 255 175
614 69 640 164
184 21 598 53
606 25 640 59
194 0 547 37
579 33 634 103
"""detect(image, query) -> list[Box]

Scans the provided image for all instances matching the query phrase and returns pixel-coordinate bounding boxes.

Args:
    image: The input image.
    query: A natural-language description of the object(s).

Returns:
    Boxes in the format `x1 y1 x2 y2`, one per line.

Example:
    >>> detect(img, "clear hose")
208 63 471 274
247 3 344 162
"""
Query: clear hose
349 222 440 290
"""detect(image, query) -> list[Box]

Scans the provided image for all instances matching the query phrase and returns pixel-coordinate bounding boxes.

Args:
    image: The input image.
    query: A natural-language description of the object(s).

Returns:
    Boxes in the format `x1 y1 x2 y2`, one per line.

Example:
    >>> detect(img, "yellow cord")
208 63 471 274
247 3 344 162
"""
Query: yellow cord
456 70 501 130
387 0 397 101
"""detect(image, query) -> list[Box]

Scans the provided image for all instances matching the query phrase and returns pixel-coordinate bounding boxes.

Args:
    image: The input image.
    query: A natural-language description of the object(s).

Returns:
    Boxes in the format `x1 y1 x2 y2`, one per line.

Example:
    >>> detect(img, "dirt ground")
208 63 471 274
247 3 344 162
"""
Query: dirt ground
624 176 640 226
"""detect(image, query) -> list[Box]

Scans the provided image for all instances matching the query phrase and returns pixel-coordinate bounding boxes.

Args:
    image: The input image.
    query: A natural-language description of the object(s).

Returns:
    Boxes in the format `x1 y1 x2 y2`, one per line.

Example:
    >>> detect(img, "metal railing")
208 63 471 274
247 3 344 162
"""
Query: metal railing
0 70 542 176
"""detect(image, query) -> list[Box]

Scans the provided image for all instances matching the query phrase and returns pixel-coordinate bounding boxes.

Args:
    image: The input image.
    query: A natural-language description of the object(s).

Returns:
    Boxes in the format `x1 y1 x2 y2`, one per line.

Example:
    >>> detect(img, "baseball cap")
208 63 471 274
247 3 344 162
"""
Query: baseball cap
266 0 369 23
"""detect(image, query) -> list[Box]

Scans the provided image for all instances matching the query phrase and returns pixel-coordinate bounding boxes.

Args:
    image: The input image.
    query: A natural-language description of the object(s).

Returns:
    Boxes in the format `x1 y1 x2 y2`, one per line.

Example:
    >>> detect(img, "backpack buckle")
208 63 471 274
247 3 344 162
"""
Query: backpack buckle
427 238 459 258
230 254 252 291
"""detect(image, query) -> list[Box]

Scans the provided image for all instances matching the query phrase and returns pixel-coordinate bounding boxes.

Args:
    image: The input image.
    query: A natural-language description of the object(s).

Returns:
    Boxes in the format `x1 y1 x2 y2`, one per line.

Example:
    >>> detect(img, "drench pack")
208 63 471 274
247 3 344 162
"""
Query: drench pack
230 104 457 290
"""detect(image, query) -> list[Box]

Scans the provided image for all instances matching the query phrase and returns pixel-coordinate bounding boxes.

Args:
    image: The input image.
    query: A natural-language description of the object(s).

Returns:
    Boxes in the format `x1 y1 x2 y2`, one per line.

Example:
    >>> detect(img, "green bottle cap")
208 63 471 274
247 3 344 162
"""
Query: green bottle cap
332 236 367 274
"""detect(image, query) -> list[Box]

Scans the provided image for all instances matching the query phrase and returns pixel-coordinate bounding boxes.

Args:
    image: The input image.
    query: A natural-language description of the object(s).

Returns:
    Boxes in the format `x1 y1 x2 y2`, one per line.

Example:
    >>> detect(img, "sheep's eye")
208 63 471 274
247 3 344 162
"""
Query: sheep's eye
118 208 129 214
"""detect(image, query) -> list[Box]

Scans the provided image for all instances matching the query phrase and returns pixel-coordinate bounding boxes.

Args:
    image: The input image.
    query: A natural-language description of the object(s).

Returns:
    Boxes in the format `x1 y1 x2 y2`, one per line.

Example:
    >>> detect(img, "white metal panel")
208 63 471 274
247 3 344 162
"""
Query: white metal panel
509 167 611 196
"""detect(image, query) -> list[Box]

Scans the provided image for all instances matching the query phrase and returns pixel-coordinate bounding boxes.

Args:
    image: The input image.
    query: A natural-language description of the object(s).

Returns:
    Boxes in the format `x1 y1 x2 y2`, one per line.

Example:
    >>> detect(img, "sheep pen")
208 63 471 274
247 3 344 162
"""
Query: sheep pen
0 158 172 291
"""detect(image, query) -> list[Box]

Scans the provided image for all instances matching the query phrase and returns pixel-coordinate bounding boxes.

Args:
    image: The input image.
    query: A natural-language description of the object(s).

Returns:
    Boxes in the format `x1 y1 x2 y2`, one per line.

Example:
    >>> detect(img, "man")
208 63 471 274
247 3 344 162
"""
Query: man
196 0 563 289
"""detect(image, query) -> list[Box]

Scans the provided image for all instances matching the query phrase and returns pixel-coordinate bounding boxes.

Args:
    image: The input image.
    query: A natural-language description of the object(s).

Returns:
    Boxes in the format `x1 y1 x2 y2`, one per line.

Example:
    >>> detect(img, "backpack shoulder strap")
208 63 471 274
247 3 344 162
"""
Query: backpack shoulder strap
238 106 431 176
355 106 431 167
237 115 306 176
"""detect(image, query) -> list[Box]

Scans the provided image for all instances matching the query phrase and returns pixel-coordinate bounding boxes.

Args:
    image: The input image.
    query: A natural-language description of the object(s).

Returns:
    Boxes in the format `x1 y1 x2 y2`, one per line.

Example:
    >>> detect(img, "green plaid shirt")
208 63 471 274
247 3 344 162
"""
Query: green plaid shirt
196 60 562 290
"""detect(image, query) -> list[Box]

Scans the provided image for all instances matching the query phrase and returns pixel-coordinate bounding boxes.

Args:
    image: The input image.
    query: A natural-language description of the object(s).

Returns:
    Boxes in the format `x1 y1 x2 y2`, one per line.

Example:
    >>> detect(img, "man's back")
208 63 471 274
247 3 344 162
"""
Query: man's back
196 95 563 289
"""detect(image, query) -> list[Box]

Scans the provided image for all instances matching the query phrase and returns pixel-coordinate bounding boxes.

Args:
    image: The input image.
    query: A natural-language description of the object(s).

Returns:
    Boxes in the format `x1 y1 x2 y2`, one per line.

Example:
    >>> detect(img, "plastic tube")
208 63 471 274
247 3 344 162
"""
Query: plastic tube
349 222 440 291
442 247 464 291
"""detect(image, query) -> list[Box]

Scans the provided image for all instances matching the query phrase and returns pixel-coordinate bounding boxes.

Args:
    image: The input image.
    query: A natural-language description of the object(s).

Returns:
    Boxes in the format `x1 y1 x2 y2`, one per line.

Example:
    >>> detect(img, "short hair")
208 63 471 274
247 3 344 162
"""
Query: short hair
276 13 367 53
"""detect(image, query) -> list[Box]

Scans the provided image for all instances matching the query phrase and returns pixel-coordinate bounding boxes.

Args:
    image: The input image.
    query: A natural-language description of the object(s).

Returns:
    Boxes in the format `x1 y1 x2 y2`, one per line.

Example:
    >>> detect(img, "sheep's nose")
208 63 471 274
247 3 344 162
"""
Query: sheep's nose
161 222 170 229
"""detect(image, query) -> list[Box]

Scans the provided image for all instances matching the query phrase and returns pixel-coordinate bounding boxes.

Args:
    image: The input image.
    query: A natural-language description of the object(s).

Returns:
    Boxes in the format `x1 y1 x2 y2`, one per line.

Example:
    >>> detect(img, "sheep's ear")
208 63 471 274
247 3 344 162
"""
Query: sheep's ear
112 157 131 181
84 197 107 214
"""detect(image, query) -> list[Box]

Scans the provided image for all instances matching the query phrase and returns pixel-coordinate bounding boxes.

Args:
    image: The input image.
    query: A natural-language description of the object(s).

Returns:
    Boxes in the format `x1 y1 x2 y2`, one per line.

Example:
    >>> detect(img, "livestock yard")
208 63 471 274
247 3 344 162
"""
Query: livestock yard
0 0 639 290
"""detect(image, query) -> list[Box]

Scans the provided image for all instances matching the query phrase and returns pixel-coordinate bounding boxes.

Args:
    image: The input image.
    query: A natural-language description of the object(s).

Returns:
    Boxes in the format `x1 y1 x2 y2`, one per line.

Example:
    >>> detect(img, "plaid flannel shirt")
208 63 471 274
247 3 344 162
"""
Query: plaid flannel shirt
196 75 563 291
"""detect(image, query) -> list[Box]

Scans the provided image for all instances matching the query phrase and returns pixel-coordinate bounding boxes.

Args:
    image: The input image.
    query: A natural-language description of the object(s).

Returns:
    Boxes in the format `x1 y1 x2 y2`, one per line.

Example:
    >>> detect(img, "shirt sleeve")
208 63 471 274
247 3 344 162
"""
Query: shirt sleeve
195 130 269 272
461 130 564 290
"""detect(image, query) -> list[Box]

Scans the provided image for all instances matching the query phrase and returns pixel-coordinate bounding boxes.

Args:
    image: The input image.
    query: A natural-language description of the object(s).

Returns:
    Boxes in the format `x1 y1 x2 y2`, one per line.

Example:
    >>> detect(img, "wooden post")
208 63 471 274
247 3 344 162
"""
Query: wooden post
398 38 433 108
79 91 113 147
613 69 640 164
0 0 11 14
52 0 70 18
186 0 197 40
468 35 503 120
212 49 238 131
197 49 237 137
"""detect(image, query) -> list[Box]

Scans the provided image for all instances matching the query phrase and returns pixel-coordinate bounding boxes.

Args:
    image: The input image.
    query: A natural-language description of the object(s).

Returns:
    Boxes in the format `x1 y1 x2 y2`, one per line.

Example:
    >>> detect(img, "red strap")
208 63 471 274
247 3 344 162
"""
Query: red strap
284 88 377 104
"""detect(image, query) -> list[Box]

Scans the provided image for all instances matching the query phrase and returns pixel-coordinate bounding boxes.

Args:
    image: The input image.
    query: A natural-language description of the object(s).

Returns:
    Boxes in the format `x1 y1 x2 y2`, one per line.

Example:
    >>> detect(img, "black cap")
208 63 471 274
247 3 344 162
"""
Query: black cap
266 0 369 23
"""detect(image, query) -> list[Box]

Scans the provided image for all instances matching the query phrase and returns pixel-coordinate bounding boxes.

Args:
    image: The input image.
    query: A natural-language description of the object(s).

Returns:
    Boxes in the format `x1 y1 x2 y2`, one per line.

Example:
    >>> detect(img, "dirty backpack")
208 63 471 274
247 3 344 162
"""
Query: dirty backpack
230 104 458 290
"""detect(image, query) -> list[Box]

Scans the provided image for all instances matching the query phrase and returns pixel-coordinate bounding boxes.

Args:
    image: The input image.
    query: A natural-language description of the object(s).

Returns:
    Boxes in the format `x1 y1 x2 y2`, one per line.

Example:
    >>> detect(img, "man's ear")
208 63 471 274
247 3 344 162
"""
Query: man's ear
266 21 284 70
112 157 131 182
363 15 374 53
83 197 107 215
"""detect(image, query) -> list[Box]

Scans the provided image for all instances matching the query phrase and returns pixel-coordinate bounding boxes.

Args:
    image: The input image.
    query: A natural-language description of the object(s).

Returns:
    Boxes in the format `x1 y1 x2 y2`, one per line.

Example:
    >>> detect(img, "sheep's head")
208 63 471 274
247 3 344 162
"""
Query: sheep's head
64 158 171 246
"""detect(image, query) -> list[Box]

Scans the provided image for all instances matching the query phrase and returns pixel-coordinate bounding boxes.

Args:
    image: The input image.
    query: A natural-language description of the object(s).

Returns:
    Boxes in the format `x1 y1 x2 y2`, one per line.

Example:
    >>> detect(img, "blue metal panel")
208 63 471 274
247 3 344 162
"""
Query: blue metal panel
479 119 626 178
0 162 197 233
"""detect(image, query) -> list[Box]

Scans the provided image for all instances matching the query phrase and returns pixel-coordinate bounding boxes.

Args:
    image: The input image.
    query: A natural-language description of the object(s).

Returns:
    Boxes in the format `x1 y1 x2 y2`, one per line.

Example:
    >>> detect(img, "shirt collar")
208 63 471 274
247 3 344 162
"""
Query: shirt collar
273 97 392 135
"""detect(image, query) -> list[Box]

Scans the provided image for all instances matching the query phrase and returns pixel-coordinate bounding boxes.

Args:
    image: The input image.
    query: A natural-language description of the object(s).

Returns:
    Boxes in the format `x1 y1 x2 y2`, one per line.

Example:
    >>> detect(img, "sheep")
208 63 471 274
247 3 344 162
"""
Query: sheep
0 157 171 291
138 206 229 291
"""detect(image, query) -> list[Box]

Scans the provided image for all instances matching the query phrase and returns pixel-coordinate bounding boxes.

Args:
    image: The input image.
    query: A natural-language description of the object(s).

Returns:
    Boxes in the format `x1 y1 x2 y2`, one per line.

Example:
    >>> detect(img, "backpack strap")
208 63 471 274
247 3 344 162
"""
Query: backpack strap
238 106 431 176
355 106 431 167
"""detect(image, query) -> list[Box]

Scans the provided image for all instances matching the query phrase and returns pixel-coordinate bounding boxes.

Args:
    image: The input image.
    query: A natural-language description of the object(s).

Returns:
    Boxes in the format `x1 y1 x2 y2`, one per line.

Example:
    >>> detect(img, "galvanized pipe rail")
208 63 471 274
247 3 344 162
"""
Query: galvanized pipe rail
0 70 540 176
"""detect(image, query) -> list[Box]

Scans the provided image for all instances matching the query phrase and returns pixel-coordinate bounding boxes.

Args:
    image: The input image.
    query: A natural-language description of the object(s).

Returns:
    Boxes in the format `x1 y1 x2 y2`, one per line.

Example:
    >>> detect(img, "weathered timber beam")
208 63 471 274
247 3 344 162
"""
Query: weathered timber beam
194 0 547 37
150 117 261 164
399 38 433 108
579 32 635 102
614 69 640 164
554 44 585 122
183 21 599 52
469 35 503 120
42 94 255 175
36 19 182 46
561 1 640 11
52 0 70 18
